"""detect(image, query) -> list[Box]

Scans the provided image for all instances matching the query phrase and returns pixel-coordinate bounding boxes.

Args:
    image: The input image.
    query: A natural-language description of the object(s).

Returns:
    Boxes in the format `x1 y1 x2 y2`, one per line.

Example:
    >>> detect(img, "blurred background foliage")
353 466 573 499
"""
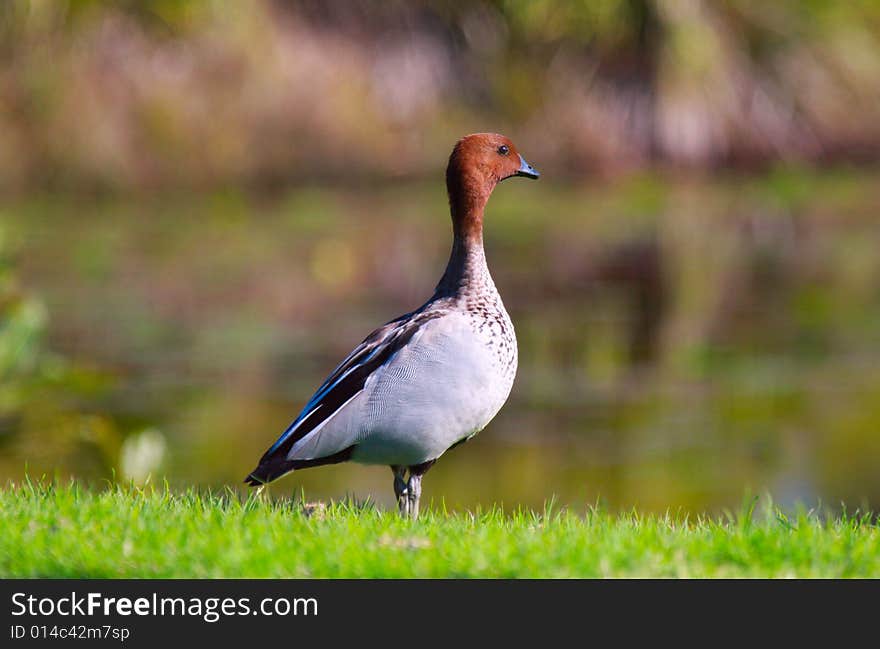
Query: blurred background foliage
3 0 880 189
2 0 880 513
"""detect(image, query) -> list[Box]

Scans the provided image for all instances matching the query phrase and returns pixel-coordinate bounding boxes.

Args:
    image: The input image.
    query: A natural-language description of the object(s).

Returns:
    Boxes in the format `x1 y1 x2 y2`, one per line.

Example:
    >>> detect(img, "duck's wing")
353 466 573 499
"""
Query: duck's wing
244 308 444 485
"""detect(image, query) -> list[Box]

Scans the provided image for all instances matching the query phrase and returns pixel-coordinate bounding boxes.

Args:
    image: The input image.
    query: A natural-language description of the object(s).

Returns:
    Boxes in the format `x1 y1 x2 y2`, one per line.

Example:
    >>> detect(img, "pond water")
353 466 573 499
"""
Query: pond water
3 169 880 513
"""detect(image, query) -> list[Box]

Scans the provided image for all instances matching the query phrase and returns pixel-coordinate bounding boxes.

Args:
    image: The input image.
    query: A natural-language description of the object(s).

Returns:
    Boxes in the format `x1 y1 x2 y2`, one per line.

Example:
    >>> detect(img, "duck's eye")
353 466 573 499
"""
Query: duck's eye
498 145 509 156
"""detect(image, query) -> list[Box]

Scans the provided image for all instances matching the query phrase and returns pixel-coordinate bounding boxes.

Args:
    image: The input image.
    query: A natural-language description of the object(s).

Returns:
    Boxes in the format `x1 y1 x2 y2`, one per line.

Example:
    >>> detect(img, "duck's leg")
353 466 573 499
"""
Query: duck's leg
406 473 422 519
391 466 409 516
405 460 436 520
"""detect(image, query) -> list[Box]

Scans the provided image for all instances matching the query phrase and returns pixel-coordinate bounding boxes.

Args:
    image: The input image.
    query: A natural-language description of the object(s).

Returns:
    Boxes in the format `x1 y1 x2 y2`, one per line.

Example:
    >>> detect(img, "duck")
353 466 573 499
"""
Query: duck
245 133 540 517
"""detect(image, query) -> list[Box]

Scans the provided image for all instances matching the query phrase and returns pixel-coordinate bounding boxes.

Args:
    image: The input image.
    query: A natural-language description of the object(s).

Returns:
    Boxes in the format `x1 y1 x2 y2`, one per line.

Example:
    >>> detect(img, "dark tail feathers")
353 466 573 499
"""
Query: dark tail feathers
243 445 357 487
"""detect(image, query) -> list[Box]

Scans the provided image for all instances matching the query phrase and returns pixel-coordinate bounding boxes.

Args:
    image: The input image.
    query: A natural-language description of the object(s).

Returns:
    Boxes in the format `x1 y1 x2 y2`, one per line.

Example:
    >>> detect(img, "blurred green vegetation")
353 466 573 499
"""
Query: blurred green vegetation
0 220 126 482
3 1 880 513
3 167 880 512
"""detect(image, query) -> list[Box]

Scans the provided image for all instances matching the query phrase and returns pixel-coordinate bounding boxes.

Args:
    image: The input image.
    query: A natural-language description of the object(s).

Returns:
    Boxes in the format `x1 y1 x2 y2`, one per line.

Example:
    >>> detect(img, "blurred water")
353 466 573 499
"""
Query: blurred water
3 171 880 513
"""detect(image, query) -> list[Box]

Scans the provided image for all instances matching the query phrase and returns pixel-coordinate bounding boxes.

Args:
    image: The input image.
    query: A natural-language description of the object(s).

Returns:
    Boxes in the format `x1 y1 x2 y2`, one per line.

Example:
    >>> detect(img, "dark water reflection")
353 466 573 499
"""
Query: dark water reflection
3 171 880 513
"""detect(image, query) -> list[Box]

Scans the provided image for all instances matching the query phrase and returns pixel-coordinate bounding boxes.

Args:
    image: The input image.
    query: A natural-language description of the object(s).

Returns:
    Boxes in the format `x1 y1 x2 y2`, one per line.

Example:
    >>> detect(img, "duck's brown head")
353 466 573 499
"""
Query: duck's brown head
446 133 539 239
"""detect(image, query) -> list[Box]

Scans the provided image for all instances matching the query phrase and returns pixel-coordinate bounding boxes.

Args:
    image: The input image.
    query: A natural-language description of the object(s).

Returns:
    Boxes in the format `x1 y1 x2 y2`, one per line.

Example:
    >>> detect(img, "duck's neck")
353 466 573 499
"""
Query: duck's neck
435 231 490 297
434 181 495 298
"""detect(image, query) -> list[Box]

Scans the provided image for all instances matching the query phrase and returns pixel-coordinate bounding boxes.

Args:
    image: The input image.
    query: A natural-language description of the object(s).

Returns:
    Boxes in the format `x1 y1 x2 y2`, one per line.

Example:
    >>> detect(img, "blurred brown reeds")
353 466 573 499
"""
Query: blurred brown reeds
2 0 880 192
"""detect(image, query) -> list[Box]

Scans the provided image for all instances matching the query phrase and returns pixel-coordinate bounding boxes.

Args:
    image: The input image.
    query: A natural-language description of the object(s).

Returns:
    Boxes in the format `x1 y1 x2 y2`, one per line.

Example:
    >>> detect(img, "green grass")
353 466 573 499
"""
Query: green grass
2 481 878 578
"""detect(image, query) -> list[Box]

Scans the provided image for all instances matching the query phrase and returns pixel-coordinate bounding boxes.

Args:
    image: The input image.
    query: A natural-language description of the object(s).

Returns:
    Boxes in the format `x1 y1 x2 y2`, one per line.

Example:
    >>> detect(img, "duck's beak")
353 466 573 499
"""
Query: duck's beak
515 155 540 179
